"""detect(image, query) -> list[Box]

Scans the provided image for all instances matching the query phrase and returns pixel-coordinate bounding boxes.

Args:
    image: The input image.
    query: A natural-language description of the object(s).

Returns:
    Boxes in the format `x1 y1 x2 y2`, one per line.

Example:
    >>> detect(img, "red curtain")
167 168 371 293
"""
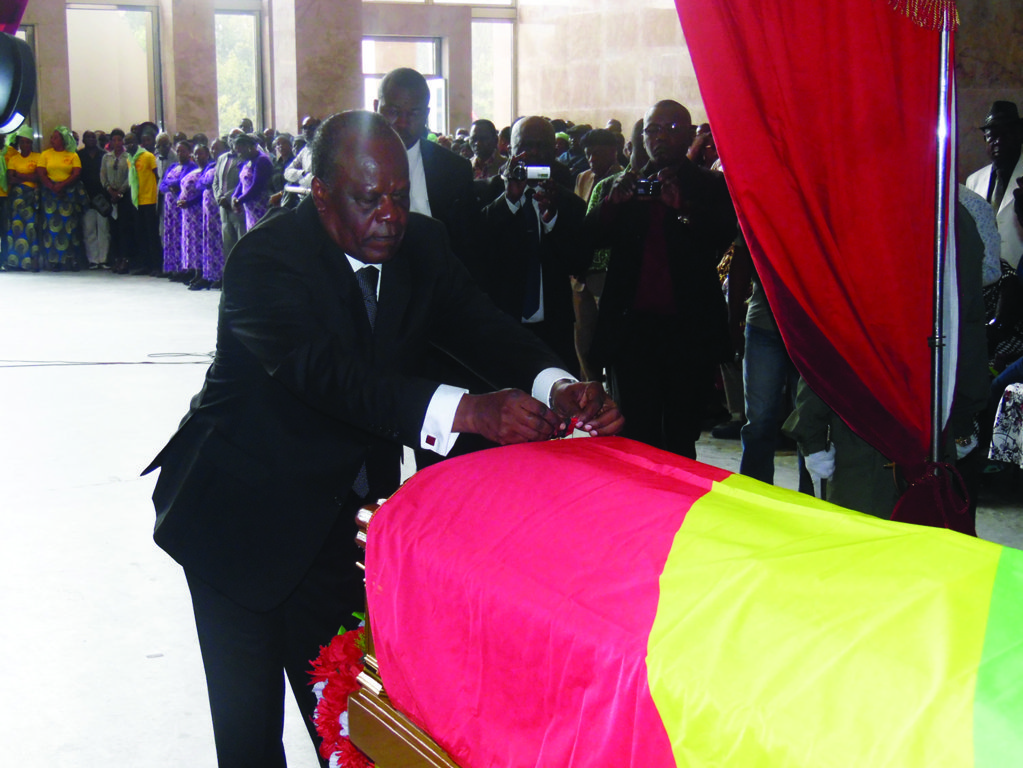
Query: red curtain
674 0 953 467
0 1 30 34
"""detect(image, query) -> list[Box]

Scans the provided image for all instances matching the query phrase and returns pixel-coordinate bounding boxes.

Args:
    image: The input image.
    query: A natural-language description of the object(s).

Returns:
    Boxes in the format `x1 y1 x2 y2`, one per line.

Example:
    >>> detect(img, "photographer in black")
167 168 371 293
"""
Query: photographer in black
479 116 591 376
587 99 738 458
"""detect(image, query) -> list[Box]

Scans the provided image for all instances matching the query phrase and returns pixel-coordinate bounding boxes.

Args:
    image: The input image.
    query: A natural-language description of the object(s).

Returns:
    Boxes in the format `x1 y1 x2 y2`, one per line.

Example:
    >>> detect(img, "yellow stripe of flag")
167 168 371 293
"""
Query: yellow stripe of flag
646 474 1000 767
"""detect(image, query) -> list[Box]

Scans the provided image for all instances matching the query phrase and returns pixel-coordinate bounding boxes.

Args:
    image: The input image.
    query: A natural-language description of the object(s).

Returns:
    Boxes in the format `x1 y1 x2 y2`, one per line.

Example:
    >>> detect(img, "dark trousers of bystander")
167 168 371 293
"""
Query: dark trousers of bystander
134 203 161 274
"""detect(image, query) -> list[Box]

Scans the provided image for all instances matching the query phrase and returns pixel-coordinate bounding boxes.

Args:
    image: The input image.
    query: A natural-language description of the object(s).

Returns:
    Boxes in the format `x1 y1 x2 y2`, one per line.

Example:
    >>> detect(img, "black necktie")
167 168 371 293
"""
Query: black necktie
355 265 379 330
522 193 542 319
352 265 379 498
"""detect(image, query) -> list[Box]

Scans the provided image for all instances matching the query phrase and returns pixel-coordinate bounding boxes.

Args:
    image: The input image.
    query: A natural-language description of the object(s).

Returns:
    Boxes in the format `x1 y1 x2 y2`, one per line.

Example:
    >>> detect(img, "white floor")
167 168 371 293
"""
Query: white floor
2 270 1019 766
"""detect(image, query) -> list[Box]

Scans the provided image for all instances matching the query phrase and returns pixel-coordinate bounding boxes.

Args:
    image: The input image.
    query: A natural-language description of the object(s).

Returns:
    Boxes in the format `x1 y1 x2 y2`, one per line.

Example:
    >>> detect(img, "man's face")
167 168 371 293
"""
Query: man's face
125 134 139 154
110 134 124 154
313 135 411 265
469 124 497 160
643 104 695 167
585 144 617 179
983 124 1023 167
82 131 97 149
156 135 171 156
274 136 293 160
375 86 429 149
239 118 254 133
511 118 556 167
301 117 320 143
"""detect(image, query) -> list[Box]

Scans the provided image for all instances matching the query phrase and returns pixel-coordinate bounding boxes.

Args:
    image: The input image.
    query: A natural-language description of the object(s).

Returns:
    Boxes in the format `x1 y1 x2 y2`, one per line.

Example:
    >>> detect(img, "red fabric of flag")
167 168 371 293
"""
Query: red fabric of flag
674 0 945 467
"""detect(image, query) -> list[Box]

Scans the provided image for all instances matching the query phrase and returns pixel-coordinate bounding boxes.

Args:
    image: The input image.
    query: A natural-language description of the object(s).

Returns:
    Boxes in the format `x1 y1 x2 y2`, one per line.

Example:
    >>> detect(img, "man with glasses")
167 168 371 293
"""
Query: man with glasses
588 99 738 459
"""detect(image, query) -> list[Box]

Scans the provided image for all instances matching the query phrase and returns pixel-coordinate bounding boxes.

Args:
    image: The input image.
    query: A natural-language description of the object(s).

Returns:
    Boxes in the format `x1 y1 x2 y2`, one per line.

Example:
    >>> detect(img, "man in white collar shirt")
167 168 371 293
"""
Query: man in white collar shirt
373 67 482 277
966 101 1023 272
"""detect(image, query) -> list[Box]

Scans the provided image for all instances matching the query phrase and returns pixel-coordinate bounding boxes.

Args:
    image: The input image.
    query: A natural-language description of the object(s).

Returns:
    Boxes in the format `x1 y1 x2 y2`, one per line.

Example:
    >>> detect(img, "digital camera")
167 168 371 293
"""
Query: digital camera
509 165 551 184
635 178 662 197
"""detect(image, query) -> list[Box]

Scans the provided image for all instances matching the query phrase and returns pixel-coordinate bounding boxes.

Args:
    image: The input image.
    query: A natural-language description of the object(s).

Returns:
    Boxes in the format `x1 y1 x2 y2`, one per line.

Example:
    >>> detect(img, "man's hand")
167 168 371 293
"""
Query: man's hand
607 171 638 206
533 179 559 223
550 380 625 436
503 152 530 205
453 389 562 444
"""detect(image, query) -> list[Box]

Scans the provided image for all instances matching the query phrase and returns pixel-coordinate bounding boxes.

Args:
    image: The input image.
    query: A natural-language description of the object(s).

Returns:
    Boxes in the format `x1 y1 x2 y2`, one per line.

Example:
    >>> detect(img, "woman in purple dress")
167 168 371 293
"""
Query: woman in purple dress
158 139 197 279
231 133 273 232
201 139 226 289
176 143 210 289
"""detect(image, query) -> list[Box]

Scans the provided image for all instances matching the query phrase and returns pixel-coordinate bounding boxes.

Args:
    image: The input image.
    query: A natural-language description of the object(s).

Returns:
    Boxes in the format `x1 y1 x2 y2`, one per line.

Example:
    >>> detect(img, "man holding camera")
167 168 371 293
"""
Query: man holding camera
587 99 738 459
479 116 590 376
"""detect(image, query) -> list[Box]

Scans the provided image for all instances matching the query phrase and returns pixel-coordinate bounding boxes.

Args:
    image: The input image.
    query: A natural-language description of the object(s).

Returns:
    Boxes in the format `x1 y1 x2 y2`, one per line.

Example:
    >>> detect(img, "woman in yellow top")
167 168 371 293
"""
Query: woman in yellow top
36 126 83 271
4 124 41 271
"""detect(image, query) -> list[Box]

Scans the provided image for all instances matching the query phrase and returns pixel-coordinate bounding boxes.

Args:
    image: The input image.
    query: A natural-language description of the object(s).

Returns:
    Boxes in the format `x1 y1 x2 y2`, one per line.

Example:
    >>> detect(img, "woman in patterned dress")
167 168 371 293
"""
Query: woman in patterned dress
158 139 197 280
200 138 225 289
35 126 82 271
177 143 211 290
4 125 41 271
231 133 273 233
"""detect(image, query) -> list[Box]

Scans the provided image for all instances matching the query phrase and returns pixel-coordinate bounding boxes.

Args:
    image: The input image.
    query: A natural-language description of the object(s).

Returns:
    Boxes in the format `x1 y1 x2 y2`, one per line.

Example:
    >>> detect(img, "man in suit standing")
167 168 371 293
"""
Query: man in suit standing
480 116 591 376
374 67 481 276
966 101 1023 272
589 100 736 459
213 128 247 260
144 110 622 768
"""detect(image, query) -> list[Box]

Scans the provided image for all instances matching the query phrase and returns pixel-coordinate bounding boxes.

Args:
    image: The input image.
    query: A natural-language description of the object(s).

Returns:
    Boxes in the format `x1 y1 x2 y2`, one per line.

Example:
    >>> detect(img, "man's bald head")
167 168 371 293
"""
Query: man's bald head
511 116 557 166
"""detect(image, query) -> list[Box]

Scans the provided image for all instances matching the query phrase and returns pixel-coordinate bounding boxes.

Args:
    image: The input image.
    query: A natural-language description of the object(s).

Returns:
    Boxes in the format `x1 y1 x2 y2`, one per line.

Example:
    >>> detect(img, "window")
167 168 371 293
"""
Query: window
471 19 513 129
215 11 261 136
65 6 160 132
362 37 447 136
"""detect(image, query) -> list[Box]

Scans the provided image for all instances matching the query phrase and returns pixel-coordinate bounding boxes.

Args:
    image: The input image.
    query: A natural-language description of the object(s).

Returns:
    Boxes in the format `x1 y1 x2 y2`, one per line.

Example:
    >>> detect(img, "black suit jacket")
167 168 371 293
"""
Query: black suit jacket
420 139 484 278
480 184 590 373
145 197 563 611
589 162 737 369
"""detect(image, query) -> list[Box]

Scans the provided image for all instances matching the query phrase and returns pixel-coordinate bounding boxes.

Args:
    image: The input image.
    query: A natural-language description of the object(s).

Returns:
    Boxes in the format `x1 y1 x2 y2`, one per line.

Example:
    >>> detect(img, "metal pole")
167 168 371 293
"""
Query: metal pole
930 23 951 465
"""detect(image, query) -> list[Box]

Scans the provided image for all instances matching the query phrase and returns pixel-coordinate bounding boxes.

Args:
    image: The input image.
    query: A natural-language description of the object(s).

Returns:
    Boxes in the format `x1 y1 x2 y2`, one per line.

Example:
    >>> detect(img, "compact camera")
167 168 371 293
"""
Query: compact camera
635 178 662 197
509 165 551 184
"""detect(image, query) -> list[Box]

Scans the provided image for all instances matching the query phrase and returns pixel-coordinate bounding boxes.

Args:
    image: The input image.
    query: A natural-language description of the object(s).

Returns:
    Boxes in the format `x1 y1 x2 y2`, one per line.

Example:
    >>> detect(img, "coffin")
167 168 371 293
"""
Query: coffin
345 437 1023 768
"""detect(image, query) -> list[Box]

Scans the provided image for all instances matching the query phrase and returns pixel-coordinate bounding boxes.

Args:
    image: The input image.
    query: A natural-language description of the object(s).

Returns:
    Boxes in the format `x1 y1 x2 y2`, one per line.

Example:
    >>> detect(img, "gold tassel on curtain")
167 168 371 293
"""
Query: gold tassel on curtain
887 0 959 30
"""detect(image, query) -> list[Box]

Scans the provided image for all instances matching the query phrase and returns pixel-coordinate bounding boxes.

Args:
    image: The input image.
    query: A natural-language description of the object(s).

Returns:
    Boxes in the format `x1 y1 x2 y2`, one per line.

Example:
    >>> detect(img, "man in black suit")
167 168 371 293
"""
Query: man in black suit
373 67 481 277
589 100 736 459
480 116 591 377
144 111 622 768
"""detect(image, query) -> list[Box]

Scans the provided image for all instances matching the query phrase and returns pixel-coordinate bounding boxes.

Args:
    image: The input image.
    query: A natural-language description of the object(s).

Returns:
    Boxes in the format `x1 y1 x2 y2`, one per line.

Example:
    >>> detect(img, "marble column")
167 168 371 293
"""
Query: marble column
159 0 218 136
269 0 363 134
19 0 71 135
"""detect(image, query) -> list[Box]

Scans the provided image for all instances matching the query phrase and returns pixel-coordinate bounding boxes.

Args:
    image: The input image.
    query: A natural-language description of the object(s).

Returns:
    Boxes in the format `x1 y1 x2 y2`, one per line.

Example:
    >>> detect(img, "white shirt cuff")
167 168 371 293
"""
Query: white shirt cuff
532 367 577 406
421 384 469 455
540 210 558 233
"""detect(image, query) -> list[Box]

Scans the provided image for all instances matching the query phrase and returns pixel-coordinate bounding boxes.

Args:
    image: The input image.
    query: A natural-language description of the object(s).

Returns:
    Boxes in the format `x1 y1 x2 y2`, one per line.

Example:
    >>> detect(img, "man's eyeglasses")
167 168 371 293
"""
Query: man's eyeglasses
642 122 687 138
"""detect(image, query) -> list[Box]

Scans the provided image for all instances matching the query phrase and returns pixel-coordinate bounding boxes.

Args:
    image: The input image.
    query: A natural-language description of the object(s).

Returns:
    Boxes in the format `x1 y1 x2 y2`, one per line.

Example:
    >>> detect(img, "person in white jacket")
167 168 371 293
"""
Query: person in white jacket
965 101 1023 272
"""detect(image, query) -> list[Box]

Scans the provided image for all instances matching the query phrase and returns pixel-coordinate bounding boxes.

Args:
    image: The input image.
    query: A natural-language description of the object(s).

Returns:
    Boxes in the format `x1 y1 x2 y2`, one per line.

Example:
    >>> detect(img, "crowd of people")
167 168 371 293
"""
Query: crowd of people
6 74 1023 514
97 67 1019 768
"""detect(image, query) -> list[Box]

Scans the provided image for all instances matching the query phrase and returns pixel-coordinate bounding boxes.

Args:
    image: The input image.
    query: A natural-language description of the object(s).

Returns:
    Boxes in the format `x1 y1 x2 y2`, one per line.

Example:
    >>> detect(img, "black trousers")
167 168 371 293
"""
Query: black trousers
133 203 161 272
186 505 365 768
605 313 715 460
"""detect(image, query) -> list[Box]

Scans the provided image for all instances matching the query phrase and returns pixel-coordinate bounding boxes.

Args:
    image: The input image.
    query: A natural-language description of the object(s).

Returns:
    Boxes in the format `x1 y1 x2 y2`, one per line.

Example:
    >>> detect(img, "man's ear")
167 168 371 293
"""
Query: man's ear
311 177 328 211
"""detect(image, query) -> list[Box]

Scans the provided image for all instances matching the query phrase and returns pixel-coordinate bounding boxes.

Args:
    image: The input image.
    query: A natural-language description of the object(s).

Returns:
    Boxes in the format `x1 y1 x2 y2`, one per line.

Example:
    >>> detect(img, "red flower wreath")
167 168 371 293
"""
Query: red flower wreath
309 627 374 768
